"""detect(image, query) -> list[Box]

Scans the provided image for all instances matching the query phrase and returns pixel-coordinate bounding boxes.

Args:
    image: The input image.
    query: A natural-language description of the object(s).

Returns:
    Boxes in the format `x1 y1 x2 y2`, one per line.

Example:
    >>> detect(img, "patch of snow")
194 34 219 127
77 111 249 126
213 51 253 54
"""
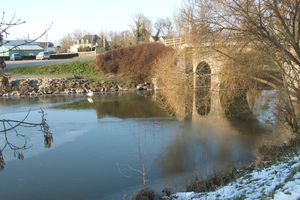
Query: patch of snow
172 154 300 200
273 170 300 200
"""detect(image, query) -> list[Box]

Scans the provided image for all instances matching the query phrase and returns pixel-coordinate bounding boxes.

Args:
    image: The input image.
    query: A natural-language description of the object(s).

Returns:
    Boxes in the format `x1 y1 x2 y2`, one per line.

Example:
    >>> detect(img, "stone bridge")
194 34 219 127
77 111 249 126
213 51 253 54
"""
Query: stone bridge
154 39 279 123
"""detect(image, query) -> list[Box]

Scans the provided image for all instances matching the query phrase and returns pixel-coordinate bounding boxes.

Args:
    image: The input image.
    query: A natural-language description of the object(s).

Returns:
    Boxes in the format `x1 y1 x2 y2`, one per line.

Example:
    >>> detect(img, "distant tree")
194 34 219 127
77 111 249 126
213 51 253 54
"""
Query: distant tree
97 31 110 51
58 29 90 53
131 13 152 44
154 18 174 38
107 30 135 50
72 29 89 41
121 30 135 47
59 33 73 53
108 31 123 49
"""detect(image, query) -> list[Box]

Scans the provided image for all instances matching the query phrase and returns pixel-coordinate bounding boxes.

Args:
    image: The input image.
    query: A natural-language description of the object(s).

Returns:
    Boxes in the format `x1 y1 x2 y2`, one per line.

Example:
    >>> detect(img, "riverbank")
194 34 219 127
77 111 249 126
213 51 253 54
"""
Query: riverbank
131 135 300 200
0 75 152 97
1 60 154 97
173 152 300 200
167 134 300 200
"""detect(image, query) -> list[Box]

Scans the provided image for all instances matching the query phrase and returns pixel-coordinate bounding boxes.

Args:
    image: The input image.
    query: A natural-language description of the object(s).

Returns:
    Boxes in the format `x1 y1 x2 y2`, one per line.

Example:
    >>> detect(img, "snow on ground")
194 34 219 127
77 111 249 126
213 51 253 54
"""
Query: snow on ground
172 154 300 200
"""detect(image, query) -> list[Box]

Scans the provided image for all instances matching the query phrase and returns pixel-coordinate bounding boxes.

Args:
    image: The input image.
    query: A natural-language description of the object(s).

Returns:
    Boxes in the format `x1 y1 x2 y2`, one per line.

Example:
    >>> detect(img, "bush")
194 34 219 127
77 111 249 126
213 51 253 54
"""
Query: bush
1 56 9 61
78 46 95 52
96 43 173 82
132 187 158 200
186 169 242 193
22 55 36 60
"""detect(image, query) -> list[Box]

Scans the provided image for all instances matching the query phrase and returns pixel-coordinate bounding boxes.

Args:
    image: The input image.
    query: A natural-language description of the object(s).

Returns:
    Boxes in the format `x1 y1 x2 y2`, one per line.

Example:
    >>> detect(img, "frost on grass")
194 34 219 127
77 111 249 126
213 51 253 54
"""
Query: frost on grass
173 155 300 200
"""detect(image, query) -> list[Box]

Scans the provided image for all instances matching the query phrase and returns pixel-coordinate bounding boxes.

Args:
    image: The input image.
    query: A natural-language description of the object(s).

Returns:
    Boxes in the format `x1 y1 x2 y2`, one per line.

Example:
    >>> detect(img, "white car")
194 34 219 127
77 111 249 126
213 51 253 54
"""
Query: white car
36 52 50 60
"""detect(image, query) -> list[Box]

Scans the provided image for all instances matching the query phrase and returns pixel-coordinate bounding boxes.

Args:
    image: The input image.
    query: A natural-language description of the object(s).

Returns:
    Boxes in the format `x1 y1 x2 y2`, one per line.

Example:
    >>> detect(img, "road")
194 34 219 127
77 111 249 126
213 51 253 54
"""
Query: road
4 57 95 69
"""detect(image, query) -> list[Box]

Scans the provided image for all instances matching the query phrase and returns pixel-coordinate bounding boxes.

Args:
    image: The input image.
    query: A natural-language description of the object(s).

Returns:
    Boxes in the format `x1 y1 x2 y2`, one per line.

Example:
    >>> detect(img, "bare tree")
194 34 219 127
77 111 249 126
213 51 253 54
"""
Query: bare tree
108 30 135 49
72 29 89 41
207 0 300 100
0 12 52 68
58 29 90 53
0 13 53 170
131 13 152 44
59 33 73 53
178 0 300 132
154 18 174 38
0 109 53 171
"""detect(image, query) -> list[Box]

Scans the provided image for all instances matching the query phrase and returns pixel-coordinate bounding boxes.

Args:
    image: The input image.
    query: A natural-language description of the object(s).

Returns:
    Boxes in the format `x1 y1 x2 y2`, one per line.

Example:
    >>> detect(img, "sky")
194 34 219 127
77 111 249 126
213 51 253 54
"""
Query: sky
2 0 183 44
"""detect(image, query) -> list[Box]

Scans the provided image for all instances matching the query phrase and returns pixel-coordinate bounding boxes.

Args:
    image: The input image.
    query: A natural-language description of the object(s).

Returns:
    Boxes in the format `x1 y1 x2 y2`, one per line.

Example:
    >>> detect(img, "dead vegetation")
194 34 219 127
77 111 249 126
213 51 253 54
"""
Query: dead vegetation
151 51 194 120
96 43 173 82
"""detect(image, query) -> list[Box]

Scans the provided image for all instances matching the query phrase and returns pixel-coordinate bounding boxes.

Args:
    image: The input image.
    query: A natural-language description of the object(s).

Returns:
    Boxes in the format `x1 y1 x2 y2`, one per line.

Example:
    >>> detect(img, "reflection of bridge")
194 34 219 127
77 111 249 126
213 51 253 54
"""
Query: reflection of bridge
184 47 231 123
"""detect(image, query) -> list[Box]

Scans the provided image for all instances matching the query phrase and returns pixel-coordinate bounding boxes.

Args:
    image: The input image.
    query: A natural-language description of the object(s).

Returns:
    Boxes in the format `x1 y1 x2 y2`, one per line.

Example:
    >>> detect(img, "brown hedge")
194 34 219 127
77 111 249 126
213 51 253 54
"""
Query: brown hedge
96 43 173 81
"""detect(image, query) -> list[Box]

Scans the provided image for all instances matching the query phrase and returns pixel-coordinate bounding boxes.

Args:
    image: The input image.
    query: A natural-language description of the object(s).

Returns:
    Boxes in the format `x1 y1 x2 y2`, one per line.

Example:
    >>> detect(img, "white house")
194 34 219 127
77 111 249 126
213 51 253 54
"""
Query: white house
70 35 101 53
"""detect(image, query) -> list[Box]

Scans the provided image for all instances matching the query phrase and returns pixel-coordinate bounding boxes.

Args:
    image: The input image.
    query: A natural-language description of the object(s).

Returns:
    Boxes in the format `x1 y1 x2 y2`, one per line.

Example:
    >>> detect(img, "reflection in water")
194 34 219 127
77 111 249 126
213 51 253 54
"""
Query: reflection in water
54 93 169 119
0 109 53 171
0 92 294 199
0 150 4 170
95 93 168 119
157 90 292 185
195 62 211 116
117 130 150 188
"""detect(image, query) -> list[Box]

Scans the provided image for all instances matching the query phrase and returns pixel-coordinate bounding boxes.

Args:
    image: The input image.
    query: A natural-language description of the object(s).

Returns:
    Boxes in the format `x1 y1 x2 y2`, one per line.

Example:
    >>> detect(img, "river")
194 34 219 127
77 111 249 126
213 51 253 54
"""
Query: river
0 92 291 199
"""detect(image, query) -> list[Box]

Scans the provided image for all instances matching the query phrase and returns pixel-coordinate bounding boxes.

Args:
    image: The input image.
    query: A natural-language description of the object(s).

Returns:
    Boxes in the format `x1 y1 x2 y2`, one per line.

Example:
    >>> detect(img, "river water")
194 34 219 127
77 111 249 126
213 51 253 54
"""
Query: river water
0 92 291 199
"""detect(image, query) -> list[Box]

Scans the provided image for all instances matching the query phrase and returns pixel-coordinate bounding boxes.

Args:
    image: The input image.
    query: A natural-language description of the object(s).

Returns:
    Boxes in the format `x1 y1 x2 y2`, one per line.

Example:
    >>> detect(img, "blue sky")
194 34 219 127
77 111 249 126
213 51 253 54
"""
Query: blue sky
2 0 183 43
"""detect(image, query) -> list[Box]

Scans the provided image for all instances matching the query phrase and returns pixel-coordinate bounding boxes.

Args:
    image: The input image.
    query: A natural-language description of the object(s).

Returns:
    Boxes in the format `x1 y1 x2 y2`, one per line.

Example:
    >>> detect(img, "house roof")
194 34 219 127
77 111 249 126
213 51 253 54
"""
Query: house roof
6 45 43 51
81 35 101 44
3 40 39 47
38 42 54 48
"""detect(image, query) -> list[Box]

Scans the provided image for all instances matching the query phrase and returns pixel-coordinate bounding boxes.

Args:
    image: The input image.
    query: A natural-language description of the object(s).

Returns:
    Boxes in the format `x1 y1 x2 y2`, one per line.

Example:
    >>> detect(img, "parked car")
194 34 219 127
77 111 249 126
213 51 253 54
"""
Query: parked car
36 52 50 60
10 53 22 61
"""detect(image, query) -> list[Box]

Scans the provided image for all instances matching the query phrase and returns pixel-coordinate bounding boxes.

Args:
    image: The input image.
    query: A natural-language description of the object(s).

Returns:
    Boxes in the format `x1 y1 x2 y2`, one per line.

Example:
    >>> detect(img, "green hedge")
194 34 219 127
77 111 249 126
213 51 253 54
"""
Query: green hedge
1 56 9 61
22 55 36 60
50 53 79 59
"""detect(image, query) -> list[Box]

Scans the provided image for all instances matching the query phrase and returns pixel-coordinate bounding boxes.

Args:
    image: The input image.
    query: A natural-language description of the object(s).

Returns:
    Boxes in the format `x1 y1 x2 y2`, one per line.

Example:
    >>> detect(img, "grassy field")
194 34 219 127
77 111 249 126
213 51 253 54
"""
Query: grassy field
6 61 135 84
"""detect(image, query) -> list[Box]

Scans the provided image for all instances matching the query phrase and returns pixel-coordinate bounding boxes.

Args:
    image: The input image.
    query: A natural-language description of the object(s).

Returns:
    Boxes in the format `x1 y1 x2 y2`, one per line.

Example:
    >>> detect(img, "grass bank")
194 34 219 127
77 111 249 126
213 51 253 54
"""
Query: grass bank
7 61 98 76
6 61 135 85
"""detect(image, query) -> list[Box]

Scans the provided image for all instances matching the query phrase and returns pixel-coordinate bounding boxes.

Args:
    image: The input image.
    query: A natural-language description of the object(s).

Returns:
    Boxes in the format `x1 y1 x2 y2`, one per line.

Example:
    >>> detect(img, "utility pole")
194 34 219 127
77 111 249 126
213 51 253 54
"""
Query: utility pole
103 35 106 49
45 34 48 52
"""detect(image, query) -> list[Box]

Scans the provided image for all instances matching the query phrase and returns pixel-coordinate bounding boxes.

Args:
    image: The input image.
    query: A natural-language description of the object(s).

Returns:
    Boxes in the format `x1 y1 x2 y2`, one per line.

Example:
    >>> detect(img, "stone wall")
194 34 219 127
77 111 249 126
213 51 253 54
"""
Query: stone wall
0 76 153 97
